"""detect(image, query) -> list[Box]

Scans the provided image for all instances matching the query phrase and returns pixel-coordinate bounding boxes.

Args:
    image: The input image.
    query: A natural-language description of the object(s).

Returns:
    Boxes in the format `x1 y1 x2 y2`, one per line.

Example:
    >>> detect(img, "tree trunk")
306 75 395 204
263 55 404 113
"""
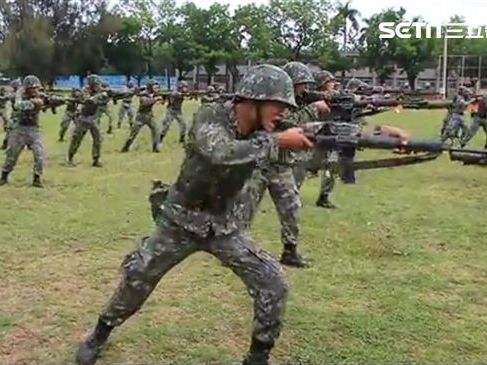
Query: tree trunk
196 65 200 89
408 74 416 90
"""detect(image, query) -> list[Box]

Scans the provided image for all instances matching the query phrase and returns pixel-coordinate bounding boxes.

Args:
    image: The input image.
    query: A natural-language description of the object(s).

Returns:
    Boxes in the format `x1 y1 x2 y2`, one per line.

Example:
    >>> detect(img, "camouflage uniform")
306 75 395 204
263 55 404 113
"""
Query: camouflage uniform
121 82 160 153
59 88 81 142
159 82 188 144
96 83 114 134
1 76 64 187
0 89 10 148
117 83 135 128
201 85 220 104
1 79 21 150
462 95 487 148
67 75 105 167
441 87 470 144
241 62 319 268
75 64 296 365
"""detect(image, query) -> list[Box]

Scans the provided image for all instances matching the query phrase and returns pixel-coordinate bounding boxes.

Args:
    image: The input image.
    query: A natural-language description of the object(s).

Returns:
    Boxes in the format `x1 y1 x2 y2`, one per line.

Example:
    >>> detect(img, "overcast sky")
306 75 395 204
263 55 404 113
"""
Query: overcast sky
171 0 485 24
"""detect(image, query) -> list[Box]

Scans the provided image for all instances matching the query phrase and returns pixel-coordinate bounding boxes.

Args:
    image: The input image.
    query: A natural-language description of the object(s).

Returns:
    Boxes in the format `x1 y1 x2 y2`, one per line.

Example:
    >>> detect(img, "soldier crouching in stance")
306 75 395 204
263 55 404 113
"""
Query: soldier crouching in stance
75 64 314 365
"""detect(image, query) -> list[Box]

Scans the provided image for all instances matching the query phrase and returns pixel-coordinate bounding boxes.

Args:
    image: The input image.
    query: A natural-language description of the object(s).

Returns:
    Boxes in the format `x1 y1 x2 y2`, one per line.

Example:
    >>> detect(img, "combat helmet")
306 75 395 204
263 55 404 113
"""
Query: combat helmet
23 75 42 89
282 62 315 85
207 85 215 92
236 64 297 108
217 86 225 93
10 78 21 89
458 85 472 97
346 78 367 91
315 70 335 89
86 74 101 85
178 81 188 89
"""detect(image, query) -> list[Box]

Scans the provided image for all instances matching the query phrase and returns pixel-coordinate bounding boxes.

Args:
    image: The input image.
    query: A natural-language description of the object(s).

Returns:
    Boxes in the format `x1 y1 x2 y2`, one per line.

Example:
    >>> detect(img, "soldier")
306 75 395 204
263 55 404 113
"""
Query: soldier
1 79 21 150
0 75 64 187
313 70 340 209
0 87 10 148
461 94 487 149
121 80 162 153
59 88 82 142
117 81 136 129
75 64 312 365
67 74 105 167
240 62 329 268
96 82 114 134
345 78 369 93
159 80 189 145
441 86 471 145
200 85 220 104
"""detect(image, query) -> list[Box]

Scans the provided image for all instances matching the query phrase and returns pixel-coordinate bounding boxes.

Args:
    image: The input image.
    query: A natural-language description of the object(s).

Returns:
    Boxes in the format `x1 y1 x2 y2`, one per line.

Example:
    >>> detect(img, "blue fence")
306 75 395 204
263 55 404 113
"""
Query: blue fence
54 75 177 90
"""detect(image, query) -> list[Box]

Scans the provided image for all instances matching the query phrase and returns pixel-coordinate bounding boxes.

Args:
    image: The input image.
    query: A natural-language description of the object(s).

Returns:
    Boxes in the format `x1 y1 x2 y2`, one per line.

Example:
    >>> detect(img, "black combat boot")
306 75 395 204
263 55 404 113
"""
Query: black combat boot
32 174 43 188
106 126 113 134
242 338 272 365
0 171 9 186
280 245 308 268
179 135 185 145
75 319 113 365
121 141 131 153
316 193 337 209
152 143 160 153
92 158 103 168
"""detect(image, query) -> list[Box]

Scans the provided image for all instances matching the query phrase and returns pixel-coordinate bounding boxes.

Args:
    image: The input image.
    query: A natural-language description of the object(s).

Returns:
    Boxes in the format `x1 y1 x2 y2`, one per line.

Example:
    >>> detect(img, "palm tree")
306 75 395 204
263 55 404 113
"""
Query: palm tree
336 1 360 80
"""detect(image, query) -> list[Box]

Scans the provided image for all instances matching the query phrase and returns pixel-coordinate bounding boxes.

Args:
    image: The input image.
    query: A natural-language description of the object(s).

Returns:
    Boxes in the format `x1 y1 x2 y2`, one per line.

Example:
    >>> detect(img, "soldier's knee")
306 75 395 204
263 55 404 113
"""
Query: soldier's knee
120 242 156 284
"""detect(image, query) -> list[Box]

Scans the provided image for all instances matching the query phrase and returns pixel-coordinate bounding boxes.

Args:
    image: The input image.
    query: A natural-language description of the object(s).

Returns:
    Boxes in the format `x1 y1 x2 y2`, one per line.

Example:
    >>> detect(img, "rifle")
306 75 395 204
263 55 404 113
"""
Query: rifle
38 93 67 114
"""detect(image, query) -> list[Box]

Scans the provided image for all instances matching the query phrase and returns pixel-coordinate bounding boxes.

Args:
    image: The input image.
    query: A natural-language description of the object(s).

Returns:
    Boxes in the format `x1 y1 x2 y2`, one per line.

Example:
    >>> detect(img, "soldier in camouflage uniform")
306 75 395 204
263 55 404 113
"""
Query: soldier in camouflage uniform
121 80 162 153
159 81 189 145
0 87 10 149
241 62 328 268
1 79 21 150
58 88 82 142
67 75 105 167
313 70 340 208
462 94 487 148
0 76 64 187
75 64 314 365
96 82 114 134
117 81 136 129
441 86 471 144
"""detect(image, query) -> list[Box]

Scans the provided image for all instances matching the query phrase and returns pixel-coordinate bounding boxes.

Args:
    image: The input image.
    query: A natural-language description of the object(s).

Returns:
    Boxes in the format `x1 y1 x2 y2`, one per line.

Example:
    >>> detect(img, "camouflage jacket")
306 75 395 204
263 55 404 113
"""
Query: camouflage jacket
167 91 184 112
122 87 136 106
451 94 470 115
160 101 279 237
79 87 108 117
15 91 65 127
201 93 220 104
0 94 9 109
138 92 159 114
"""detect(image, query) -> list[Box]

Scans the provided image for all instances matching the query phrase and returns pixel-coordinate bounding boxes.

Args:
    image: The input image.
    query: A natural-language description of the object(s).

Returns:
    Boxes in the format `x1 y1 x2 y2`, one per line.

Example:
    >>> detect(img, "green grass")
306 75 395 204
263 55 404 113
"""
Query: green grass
1 102 487 365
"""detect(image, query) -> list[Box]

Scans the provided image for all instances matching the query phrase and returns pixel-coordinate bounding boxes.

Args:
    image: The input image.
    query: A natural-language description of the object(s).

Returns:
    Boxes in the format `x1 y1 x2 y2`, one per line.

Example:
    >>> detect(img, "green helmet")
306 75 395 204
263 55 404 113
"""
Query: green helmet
23 75 41 89
86 74 101 85
282 62 315 85
178 81 188 89
346 78 367 91
316 70 335 88
146 79 156 87
459 85 472 97
236 64 297 108
207 85 215 92
217 86 225 93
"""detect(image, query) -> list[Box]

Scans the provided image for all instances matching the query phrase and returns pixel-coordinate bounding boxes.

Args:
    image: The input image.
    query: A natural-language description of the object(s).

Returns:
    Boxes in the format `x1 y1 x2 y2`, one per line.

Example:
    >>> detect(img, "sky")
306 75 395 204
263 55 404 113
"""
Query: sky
170 0 486 24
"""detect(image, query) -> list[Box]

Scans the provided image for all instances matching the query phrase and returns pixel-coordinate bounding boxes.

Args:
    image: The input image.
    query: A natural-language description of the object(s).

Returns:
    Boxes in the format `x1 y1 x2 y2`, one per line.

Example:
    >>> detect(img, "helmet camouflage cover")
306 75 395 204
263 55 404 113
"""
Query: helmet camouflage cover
346 78 367 91
316 70 335 88
458 85 472 96
207 85 215 92
236 64 297 108
86 74 101 85
282 61 315 85
23 75 41 89
10 78 21 89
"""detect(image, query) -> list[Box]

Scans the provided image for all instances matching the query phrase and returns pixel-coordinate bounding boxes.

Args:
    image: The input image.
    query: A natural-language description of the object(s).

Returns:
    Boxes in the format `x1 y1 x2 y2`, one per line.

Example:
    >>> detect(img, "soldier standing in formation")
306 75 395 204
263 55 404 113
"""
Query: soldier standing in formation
0 75 64 187
96 82 114 134
0 87 10 149
58 88 82 142
67 74 105 167
441 86 471 144
121 80 162 153
159 81 189 145
462 94 487 149
117 81 136 129
75 64 313 365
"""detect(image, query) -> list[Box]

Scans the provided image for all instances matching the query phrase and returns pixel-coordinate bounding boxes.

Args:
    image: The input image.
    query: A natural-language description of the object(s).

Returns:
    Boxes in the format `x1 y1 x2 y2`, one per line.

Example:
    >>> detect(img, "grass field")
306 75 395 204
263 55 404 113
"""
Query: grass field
1 101 487 365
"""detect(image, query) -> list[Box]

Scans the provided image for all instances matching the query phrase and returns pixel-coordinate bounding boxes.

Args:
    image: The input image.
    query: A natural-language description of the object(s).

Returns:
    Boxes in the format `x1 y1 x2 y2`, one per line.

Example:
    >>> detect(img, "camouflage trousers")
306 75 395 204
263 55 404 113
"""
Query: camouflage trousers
96 106 113 129
2 126 44 175
123 112 159 149
462 116 487 147
99 216 288 348
241 164 301 247
160 109 187 141
68 116 102 160
441 113 468 143
59 110 76 141
0 108 10 149
118 103 134 128
293 151 313 190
